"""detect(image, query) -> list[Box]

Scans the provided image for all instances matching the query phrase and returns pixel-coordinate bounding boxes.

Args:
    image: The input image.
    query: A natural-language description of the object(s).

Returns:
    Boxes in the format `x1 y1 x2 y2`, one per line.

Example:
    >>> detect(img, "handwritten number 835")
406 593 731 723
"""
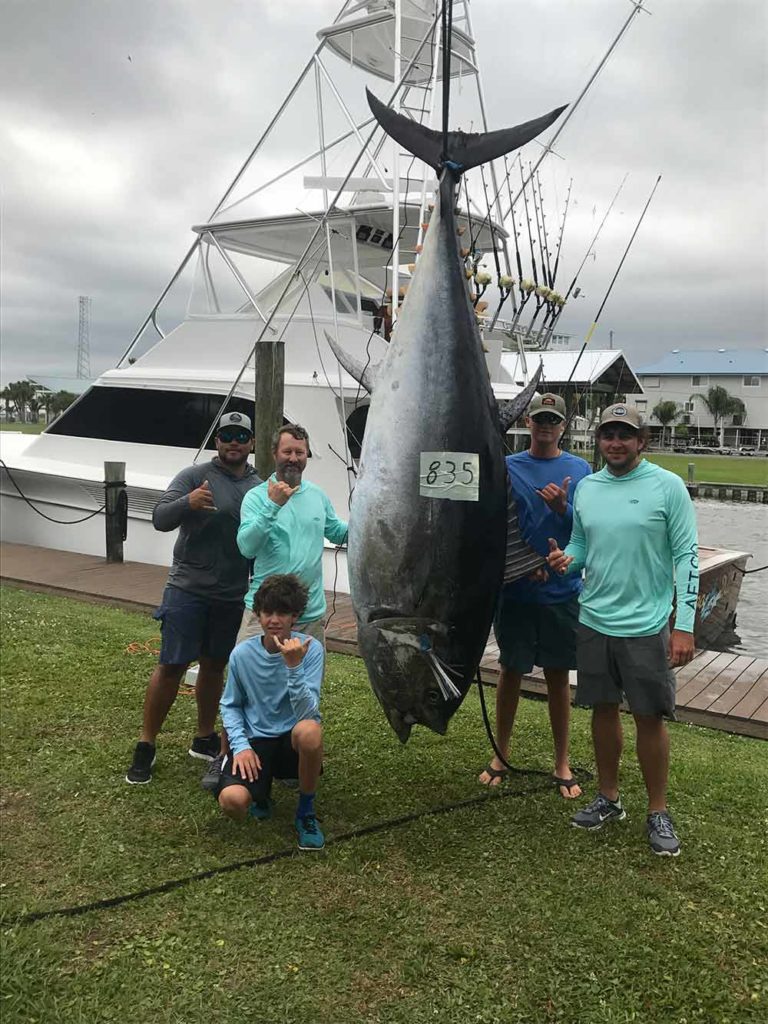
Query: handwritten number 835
425 459 475 486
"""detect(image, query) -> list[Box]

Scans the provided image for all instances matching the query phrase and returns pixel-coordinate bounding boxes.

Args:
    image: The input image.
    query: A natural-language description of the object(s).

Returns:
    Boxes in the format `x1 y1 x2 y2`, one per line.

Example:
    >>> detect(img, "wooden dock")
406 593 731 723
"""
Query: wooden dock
2 541 766 740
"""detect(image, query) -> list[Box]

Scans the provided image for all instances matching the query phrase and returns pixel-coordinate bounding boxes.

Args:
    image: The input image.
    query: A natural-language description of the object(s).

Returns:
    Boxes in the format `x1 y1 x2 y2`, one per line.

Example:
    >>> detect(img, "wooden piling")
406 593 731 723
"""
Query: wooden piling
252 341 285 480
104 461 127 563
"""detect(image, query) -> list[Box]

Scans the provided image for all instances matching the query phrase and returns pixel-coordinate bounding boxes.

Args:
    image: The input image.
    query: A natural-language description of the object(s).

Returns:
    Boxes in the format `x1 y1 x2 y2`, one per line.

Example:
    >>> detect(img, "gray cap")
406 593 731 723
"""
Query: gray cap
218 411 253 434
598 404 642 430
528 392 566 420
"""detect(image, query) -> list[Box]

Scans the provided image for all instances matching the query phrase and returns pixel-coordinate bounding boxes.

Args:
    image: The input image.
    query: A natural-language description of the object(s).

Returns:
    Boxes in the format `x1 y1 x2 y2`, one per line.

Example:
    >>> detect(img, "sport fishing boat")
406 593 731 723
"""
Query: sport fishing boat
0 0 748 646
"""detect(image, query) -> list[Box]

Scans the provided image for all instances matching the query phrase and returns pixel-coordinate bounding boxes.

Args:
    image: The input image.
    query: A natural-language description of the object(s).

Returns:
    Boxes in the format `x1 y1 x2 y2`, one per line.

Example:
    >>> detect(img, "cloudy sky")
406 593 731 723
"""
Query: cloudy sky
1 0 766 387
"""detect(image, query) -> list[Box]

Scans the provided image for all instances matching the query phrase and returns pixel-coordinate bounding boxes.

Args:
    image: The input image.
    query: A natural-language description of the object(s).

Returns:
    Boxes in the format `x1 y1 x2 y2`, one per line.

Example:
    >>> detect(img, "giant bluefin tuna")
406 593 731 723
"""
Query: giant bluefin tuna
330 90 566 742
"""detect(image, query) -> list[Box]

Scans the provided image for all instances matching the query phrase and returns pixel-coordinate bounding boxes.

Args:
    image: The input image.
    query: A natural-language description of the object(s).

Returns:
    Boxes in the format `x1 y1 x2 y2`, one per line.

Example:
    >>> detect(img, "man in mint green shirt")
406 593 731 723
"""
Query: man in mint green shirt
547 404 699 857
236 424 348 645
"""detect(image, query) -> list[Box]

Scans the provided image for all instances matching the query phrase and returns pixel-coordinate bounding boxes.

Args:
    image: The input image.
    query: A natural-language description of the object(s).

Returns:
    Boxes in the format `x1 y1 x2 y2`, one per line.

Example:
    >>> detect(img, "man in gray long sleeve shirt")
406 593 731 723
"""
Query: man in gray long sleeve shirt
126 411 260 785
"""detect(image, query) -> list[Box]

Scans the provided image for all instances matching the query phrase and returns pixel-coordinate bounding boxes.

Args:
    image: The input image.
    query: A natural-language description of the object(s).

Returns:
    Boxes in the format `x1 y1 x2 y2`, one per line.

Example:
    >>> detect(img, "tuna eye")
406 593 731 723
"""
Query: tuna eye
426 690 441 706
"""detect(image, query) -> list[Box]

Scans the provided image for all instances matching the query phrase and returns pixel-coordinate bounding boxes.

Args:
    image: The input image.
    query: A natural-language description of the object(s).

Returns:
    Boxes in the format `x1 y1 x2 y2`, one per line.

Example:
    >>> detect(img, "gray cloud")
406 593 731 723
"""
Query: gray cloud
1 0 765 386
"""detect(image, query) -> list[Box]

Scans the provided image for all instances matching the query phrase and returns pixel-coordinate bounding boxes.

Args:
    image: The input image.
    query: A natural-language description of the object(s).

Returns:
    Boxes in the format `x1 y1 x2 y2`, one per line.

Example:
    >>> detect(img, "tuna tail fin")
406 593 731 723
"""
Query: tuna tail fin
366 88 567 175
497 361 543 433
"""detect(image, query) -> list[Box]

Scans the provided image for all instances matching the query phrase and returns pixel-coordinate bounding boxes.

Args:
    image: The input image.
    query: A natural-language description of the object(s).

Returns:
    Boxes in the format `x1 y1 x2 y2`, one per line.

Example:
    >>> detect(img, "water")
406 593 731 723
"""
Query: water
695 499 768 658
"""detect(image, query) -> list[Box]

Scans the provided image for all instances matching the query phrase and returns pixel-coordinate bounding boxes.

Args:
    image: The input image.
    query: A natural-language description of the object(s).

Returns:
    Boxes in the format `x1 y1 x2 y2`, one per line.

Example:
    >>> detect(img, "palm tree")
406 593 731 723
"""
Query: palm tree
5 381 35 423
652 400 680 449
690 386 746 446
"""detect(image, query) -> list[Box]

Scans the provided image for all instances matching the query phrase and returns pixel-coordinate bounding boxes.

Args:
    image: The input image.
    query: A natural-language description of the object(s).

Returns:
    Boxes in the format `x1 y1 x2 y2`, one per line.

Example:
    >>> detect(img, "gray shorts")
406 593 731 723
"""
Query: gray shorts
576 624 677 719
236 609 326 648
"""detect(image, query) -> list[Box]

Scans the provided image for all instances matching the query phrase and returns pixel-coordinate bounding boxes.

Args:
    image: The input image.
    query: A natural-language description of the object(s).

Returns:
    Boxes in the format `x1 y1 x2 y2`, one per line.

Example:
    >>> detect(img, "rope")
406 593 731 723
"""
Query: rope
6 778 552 928
0 458 106 525
125 638 162 655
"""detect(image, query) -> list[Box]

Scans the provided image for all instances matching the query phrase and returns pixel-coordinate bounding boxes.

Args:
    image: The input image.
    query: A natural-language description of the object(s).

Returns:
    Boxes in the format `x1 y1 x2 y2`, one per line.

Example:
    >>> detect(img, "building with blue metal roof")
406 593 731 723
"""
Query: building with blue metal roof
630 348 767 450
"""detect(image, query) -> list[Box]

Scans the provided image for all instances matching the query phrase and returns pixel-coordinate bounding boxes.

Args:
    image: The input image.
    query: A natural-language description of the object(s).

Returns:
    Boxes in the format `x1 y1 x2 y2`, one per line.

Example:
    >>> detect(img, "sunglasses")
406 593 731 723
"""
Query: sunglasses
599 427 637 441
532 413 563 426
217 428 252 444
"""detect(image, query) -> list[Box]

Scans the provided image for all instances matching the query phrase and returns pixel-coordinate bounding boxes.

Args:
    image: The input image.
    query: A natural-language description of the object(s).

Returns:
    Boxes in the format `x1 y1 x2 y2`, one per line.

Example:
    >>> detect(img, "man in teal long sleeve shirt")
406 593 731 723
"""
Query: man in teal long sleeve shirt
237 424 348 644
547 404 699 857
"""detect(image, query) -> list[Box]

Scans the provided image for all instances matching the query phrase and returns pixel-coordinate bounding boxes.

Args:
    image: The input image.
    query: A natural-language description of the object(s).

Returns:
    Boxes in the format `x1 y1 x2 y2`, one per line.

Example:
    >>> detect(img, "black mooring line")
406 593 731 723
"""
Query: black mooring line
6 780 555 928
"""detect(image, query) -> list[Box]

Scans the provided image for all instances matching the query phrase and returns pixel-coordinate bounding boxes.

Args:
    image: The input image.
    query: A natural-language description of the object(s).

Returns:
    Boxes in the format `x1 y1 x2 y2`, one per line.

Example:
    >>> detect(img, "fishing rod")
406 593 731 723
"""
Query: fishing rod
550 178 573 287
539 172 628 350
560 174 663 435
520 161 540 287
532 171 552 287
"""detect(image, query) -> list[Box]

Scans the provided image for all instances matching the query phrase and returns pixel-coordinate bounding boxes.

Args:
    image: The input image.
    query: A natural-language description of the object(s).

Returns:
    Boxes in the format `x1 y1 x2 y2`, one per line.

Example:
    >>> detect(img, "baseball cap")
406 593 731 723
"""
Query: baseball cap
528 392 566 420
598 404 642 430
218 411 253 434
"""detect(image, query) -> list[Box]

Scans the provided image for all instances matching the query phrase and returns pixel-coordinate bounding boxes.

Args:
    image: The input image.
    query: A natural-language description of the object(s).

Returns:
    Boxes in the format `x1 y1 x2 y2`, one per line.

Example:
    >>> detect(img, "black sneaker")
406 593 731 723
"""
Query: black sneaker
571 793 626 831
125 741 156 785
646 811 681 857
188 732 220 761
200 752 225 793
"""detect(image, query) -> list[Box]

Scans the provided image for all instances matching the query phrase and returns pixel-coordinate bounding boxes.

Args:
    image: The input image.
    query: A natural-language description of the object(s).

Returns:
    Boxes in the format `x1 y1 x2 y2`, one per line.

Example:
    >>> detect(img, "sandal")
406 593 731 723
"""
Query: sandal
479 763 509 786
553 775 581 798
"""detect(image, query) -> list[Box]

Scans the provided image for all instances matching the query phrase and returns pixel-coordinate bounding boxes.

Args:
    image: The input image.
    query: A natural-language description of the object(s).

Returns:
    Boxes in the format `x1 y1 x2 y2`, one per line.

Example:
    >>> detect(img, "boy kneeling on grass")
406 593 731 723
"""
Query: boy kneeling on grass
213 574 325 851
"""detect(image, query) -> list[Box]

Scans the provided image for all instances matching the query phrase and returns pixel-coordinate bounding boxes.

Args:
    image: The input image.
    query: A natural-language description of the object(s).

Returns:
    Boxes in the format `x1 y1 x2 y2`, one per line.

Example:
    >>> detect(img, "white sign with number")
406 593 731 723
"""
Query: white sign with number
419 452 480 502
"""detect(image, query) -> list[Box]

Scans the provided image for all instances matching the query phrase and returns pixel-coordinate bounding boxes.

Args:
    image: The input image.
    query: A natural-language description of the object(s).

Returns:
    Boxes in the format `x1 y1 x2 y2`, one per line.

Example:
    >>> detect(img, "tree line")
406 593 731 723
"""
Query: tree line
0 382 78 424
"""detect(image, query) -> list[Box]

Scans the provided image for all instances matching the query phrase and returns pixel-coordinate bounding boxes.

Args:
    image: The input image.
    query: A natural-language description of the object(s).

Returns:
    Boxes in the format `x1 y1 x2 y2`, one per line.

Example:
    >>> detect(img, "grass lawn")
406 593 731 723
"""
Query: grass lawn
1 587 766 1024
0 422 46 434
645 452 768 487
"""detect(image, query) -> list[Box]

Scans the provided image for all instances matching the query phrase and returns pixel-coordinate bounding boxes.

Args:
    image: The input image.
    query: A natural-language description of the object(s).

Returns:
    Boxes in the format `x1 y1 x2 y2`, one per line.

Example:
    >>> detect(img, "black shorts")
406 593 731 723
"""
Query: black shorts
215 733 299 803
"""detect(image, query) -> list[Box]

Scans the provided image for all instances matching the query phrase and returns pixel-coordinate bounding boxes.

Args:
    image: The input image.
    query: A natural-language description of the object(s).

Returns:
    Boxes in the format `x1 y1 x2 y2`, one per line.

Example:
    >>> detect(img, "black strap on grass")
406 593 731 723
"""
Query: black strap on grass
5 780 552 929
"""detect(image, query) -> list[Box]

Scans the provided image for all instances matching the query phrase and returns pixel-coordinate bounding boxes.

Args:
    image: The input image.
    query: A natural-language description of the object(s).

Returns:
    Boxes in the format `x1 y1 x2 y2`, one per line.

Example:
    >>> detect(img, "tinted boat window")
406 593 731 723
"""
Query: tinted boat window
47 387 255 449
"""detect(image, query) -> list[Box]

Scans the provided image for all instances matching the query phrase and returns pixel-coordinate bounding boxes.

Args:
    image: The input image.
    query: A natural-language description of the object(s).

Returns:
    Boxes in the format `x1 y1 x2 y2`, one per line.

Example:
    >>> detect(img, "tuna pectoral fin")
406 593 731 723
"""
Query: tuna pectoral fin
324 331 379 393
366 88 567 174
497 361 543 432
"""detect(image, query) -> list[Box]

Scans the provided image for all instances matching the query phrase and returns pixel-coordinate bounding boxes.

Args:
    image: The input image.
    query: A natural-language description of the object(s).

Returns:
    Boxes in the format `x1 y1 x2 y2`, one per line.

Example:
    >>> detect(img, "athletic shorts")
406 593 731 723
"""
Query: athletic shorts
215 732 299 803
575 624 677 719
236 609 326 648
153 586 244 666
493 595 579 674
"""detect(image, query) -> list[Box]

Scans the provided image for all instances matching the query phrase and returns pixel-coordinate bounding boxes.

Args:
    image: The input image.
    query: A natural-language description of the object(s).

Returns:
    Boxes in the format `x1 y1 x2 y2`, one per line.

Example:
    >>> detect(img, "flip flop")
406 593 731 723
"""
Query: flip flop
553 775 581 798
479 764 509 786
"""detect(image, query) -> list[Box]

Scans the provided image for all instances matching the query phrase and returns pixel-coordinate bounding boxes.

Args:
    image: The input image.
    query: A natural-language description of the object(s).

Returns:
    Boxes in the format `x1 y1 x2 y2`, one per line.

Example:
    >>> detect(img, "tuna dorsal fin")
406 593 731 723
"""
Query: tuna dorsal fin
497 362 544 433
324 330 379 394
366 88 567 175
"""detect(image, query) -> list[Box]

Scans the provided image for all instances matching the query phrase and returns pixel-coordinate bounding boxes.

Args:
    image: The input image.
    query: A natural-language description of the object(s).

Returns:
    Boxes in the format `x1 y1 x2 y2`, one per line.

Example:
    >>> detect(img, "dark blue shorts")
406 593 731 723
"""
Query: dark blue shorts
493 595 579 674
153 586 244 666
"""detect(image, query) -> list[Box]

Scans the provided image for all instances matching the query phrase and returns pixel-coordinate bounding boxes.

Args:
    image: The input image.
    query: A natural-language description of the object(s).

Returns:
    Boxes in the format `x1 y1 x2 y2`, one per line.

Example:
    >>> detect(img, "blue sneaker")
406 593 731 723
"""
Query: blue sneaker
249 799 273 821
295 814 325 851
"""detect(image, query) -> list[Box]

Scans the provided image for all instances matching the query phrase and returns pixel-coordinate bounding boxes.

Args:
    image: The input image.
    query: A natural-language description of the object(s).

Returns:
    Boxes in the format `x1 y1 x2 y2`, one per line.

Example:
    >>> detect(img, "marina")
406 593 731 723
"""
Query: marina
2 540 765 740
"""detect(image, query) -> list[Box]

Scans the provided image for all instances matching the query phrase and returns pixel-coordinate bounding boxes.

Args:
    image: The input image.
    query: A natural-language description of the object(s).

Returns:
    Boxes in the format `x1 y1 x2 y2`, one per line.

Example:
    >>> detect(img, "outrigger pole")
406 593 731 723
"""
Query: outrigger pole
559 173 662 448
565 173 662 385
